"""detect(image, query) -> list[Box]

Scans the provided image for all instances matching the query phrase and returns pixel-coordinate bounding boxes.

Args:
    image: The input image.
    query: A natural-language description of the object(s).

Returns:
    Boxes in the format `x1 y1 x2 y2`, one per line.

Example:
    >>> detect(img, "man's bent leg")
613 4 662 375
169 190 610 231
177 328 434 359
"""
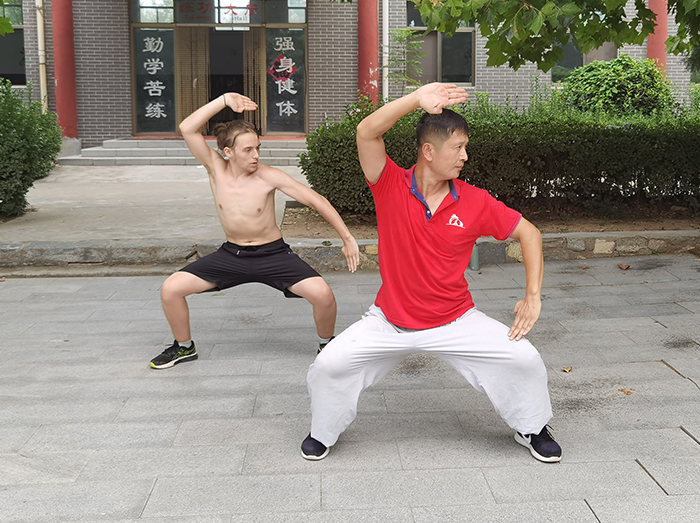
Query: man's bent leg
417 309 553 436
160 271 217 342
307 307 409 448
288 276 337 339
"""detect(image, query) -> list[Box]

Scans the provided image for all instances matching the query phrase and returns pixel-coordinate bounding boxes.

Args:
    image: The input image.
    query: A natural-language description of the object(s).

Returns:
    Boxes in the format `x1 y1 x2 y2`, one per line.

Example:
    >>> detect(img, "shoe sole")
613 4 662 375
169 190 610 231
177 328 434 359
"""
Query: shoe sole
300 447 330 461
514 432 562 463
149 353 198 369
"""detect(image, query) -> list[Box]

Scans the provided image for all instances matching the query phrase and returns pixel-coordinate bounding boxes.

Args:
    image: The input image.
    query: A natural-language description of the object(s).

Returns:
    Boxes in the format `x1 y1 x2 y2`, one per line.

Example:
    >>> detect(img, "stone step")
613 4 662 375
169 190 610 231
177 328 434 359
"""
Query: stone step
102 138 307 150
60 138 306 166
58 155 301 166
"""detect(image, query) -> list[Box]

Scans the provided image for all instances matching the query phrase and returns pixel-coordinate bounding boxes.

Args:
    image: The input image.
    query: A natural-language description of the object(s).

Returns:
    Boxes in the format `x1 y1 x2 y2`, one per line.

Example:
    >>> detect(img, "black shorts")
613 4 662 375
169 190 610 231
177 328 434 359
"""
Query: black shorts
180 238 320 298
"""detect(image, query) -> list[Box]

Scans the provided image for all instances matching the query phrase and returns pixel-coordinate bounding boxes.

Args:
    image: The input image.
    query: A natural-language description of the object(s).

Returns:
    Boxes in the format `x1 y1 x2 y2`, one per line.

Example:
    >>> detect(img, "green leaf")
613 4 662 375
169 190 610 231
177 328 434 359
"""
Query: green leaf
0 17 13 36
530 12 545 35
560 3 581 17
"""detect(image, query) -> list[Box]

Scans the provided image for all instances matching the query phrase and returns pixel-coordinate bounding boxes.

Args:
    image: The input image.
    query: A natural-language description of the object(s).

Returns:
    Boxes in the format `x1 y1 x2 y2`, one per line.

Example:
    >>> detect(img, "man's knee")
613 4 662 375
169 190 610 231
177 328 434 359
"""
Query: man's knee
511 342 546 375
308 281 336 308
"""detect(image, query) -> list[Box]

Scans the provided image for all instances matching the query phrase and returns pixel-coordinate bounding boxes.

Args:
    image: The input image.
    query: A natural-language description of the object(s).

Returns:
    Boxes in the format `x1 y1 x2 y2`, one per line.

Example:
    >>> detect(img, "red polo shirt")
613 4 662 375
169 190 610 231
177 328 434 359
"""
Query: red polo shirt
368 156 521 329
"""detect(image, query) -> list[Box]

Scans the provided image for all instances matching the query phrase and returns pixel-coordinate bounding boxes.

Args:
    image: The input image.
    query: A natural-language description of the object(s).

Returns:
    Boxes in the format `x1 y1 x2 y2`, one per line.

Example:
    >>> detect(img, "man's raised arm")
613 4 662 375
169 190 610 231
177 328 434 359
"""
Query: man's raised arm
356 83 468 184
179 93 258 171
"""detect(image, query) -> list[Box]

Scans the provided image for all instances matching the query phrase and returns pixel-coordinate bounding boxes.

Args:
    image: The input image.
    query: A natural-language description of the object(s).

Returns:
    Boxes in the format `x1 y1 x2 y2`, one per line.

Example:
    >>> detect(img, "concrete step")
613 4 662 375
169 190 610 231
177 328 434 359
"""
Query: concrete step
60 138 306 166
58 155 301 166
102 138 307 150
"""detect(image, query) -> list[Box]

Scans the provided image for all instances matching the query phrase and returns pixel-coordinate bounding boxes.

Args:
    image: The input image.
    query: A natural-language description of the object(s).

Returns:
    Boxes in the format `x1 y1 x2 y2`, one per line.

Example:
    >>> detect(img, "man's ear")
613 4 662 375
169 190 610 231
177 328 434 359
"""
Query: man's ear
421 142 435 162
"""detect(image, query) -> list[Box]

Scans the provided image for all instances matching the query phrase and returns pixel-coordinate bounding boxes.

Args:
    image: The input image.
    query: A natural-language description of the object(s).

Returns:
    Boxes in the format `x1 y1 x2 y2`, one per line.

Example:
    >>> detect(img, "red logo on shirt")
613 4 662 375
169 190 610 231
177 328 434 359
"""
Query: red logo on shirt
447 214 464 228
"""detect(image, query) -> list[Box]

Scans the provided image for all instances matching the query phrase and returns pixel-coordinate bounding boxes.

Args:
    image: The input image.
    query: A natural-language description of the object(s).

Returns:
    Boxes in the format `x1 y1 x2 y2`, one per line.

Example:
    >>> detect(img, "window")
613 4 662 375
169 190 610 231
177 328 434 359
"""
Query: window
0 0 25 85
406 1 474 85
551 39 583 83
131 0 174 23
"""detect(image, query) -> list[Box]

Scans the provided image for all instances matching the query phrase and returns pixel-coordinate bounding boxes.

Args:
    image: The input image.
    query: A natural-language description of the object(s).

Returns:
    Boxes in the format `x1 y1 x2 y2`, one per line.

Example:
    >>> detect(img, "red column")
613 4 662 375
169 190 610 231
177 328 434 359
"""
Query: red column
357 0 379 104
51 0 79 138
647 0 668 72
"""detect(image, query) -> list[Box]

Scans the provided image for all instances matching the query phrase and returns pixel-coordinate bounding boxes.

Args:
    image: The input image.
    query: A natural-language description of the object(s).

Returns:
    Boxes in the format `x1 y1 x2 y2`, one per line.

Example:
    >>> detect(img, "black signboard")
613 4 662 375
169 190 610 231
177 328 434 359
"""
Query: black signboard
135 28 176 133
266 28 305 133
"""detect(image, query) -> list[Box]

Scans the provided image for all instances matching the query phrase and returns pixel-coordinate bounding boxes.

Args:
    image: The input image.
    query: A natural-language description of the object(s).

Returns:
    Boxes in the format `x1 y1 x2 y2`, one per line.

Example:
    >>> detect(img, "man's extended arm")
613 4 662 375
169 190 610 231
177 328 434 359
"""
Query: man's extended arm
507 218 544 341
179 93 258 171
269 170 360 272
356 83 468 184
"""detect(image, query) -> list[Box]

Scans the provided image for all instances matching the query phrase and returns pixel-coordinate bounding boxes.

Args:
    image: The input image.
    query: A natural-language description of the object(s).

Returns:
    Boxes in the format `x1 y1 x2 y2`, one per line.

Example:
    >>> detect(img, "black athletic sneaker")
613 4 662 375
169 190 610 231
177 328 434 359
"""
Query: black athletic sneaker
318 336 335 354
149 341 198 369
301 433 330 460
515 426 562 463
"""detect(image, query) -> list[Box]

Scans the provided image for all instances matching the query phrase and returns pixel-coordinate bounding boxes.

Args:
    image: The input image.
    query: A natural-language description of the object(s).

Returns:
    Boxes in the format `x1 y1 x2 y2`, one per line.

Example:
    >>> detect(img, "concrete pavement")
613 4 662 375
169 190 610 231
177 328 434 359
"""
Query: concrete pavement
1 254 700 521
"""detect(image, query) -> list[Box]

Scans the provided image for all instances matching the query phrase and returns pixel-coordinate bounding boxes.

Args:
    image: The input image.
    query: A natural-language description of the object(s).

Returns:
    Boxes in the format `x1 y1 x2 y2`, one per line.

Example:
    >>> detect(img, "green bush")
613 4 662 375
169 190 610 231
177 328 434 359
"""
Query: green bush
0 80 62 217
301 87 700 216
561 55 678 115
689 83 700 113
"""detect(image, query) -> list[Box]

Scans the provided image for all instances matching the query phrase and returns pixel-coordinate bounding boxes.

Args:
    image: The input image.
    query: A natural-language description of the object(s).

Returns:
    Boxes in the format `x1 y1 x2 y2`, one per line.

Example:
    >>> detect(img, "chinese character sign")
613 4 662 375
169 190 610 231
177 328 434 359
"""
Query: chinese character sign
266 28 305 133
175 0 216 23
135 28 175 133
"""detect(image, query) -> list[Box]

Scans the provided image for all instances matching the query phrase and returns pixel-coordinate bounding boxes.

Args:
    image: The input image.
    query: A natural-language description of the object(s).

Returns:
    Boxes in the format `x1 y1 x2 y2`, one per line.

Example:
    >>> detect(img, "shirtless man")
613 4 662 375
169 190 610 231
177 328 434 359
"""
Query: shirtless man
150 92 359 369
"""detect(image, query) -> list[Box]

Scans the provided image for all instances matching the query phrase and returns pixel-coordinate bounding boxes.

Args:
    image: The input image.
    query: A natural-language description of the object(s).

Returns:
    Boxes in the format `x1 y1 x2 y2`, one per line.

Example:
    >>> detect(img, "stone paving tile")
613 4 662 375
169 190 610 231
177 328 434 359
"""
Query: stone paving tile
678 301 700 312
321 469 494 510
20 360 150 381
145 358 263 377
0 450 92 485
2 309 94 323
0 479 154 522
340 412 467 442
0 426 39 453
22 421 180 452
175 417 310 446
79 445 247 480
396 432 535 470
253 390 385 417
0 399 127 425
76 518 231 523
587 495 700 523
229 508 413 523
142 474 320 517
23 320 132 336
383 388 494 413
482 461 664 503
557 316 664 333
116 395 256 421
555 428 700 463
412 500 599 523
637 456 700 495
243 439 402 475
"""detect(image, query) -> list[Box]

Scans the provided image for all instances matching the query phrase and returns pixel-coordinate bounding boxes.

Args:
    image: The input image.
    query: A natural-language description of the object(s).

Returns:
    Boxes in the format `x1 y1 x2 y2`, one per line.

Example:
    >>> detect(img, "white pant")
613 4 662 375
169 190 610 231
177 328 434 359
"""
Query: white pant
307 305 553 446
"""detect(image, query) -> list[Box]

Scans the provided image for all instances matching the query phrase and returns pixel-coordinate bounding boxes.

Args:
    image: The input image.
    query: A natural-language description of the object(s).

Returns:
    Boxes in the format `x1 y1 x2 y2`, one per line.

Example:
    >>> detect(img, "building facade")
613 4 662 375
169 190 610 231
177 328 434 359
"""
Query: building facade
1 0 692 148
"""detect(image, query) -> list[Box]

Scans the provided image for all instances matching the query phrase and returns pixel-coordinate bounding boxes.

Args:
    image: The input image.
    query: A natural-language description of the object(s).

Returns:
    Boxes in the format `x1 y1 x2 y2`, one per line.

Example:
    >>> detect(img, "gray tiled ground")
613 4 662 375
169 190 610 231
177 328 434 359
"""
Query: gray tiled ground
2 255 700 521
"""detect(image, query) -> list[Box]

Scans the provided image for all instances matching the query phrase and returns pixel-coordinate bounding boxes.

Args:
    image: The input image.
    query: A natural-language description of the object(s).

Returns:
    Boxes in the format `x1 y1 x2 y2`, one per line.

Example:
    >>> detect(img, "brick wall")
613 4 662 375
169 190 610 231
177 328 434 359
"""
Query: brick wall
307 0 358 129
22 0 132 147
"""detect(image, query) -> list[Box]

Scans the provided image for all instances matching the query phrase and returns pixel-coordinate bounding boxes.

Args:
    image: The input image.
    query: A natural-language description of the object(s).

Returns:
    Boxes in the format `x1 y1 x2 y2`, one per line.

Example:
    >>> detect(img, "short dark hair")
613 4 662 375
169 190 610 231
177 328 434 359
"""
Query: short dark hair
416 109 470 148
212 120 258 151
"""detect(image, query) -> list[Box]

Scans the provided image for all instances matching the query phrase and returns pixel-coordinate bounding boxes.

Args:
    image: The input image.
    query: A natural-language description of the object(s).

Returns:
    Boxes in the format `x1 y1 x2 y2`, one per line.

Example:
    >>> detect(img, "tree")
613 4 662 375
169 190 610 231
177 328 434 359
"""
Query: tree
0 0 13 36
411 0 700 72
383 28 427 96
685 45 700 82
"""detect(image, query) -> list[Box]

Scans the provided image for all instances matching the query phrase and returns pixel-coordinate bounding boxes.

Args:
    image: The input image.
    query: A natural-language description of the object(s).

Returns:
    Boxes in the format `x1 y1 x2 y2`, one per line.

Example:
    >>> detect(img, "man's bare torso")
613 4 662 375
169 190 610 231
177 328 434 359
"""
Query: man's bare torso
208 161 282 246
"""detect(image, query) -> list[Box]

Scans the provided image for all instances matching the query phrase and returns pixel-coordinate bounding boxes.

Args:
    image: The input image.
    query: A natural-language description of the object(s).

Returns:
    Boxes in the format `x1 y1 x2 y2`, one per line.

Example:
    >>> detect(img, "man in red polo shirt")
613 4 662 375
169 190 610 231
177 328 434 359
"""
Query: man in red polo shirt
301 83 561 463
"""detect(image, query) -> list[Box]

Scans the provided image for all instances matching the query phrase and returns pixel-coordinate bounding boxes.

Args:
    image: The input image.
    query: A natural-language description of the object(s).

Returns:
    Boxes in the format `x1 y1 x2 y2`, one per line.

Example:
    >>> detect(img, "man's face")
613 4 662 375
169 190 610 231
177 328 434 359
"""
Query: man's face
429 131 469 179
226 132 260 173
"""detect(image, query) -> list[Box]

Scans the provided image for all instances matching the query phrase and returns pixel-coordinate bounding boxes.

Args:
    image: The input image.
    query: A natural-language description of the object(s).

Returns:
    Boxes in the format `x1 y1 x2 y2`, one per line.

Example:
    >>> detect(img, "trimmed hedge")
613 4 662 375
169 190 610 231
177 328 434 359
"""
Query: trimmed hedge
300 91 700 216
0 80 62 217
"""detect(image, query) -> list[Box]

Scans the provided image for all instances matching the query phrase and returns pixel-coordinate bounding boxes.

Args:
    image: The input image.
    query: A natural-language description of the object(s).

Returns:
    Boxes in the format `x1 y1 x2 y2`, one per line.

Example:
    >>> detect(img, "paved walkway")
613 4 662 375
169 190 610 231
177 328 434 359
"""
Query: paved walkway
1 254 700 521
